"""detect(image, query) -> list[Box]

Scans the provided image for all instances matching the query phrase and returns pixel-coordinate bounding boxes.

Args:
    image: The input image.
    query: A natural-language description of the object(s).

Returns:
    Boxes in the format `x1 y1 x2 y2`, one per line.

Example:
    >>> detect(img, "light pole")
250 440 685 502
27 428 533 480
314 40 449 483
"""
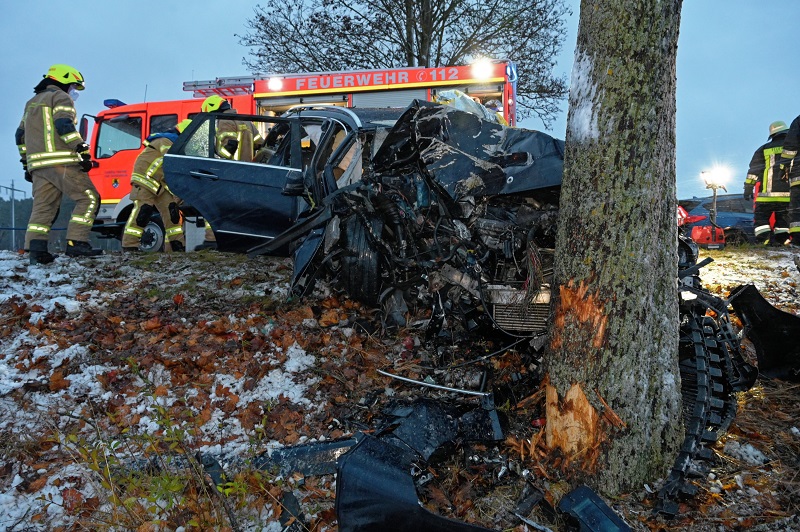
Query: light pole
700 167 730 249
0 180 28 251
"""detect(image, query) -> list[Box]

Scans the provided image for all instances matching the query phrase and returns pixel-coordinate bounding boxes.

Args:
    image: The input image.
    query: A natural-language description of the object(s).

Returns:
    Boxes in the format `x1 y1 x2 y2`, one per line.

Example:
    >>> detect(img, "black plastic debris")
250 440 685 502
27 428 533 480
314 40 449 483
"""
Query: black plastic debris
729 284 800 381
279 490 307 531
557 485 631 532
253 437 360 477
335 434 496 532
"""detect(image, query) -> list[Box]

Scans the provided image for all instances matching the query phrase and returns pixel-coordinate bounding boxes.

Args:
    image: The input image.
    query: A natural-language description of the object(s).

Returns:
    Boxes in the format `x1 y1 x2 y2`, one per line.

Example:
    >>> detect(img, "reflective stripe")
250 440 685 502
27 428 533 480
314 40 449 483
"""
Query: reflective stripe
744 174 758 185
783 149 797 158
166 226 184 237
70 189 99 225
29 155 81 169
52 105 76 117
218 131 238 159
754 224 772 237
18 145 26 155
42 107 55 153
27 223 50 235
131 172 160 194
29 150 75 160
62 131 81 144
124 226 144 237
790 176 800 186
754 195 790 202
789 223 800 234
145 158 164 180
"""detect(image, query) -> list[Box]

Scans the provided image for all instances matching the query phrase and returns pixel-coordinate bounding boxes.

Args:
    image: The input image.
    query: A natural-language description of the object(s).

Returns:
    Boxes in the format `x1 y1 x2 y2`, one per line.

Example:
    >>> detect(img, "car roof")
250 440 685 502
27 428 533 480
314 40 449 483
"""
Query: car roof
283 105 405 131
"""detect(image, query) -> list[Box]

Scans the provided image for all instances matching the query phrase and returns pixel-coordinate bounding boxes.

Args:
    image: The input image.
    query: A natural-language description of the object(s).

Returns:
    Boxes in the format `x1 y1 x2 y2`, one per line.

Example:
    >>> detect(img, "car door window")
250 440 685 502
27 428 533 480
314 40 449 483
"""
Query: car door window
182 119 211 157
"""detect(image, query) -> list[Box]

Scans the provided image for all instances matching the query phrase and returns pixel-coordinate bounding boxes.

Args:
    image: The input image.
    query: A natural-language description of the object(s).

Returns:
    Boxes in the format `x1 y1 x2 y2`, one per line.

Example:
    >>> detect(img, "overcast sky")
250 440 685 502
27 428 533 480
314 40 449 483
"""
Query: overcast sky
2 1 798 204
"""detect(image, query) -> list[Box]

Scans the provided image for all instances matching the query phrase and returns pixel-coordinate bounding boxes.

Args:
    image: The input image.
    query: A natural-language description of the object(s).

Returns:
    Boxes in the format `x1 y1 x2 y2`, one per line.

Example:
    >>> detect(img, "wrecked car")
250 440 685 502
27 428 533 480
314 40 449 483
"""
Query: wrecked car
164 101 563 340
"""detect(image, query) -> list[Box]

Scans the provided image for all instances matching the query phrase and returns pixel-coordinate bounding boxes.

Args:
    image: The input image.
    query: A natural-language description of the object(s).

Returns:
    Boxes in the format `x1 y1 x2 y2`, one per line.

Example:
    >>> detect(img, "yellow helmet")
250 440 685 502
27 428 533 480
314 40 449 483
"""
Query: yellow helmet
46 64 85 90
201 95 229 113
176 119 192 133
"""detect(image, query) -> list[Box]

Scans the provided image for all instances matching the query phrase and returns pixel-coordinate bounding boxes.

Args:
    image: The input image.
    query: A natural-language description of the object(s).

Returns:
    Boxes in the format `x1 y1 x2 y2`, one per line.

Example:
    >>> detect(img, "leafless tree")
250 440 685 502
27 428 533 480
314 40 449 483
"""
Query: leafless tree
544 0 683 495
237 0 570 125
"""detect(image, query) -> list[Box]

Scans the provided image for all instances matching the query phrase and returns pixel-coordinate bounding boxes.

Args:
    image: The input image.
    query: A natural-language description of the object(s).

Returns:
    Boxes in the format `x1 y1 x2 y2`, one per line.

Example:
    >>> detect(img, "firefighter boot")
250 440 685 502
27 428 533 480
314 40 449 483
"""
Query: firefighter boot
171 241 185 252
66 240 103 258
29 239 57 265
769 233 787 247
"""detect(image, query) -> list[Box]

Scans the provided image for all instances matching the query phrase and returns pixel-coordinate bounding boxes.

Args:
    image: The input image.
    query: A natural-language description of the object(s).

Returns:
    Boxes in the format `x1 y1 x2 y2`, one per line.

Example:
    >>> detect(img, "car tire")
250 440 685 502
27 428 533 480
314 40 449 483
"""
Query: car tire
341 215 382 306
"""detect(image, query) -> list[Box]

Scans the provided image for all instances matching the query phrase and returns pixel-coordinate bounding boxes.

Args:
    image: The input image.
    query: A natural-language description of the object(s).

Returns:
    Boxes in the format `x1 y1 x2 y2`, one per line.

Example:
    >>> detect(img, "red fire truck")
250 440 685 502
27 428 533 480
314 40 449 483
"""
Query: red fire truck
83 60 518 250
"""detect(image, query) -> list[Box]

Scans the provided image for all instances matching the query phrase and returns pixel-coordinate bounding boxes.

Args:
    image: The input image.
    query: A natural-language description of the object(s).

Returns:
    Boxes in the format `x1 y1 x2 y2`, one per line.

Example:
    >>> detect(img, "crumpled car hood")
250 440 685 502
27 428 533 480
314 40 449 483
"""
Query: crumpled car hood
371 100 565 201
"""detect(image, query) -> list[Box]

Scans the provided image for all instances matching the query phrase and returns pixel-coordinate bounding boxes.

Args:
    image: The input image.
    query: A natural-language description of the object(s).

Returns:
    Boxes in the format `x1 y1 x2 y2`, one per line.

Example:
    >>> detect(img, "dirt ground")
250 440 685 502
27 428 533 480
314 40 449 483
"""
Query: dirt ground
0 246 797 531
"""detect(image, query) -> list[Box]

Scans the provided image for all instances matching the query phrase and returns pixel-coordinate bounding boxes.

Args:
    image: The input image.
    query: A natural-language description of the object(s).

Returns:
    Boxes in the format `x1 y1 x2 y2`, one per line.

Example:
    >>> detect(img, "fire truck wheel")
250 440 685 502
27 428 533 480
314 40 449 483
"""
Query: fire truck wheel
139 219 165 253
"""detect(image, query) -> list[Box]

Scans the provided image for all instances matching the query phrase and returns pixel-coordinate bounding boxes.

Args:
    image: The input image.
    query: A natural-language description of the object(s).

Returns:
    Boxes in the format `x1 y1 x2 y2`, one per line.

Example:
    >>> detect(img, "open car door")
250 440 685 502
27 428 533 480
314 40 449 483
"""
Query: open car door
163 113 307 253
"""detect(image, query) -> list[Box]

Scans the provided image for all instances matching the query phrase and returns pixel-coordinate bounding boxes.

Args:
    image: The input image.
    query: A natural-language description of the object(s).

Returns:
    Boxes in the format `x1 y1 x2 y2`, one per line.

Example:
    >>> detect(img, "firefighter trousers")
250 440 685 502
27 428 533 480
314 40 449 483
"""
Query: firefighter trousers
25 165 99 250
122 185 185 251
753 201 790 241
790 186 800 240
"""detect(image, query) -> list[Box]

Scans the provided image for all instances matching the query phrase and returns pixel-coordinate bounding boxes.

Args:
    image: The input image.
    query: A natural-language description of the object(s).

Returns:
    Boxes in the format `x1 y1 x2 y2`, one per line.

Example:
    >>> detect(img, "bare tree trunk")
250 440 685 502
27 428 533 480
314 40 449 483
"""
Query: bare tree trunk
404 0 416 65
544 0 683 496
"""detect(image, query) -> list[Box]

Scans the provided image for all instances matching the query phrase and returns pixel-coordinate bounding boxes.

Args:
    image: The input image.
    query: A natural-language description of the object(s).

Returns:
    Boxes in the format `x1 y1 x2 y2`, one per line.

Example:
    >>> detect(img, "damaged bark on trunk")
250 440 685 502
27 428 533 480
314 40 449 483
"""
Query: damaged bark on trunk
544 0 684 495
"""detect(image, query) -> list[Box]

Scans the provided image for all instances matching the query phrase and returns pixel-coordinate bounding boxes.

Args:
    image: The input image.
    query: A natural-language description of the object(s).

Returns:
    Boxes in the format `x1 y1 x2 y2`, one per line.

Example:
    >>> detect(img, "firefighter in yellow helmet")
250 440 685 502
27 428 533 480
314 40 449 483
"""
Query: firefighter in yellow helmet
201 95 264 161
196 96 265 250
122 119 192 252
16 64 102 264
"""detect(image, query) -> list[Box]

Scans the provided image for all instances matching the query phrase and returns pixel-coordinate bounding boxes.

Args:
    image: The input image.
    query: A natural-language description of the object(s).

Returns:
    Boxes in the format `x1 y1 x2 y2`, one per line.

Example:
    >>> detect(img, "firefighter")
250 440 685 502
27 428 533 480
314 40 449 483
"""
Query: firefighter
201 94 264 161
16 64 102 265
780 114 800 248
195 95 265 250
744 121 791 246
484 99 508 126
121 119 192 253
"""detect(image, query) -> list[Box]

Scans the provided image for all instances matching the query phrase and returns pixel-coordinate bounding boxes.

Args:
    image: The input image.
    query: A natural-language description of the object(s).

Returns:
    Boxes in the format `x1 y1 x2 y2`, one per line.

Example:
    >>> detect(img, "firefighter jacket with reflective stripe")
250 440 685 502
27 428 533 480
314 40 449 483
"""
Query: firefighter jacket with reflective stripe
130 134 176 195
780 114 800 187
745 132 790 202
216 109 263 161
17 86 84 170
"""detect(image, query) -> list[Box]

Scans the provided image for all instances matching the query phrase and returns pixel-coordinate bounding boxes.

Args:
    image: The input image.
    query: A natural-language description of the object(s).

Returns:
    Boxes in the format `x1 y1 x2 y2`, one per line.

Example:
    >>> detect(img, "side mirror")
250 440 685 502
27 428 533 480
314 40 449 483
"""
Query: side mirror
281 170 305 196
79 116 88 139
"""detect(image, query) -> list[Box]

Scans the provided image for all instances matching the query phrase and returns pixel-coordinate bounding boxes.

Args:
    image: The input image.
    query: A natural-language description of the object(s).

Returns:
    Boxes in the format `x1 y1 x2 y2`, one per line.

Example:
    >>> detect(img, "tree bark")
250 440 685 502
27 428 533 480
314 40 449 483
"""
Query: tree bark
544 0 684 496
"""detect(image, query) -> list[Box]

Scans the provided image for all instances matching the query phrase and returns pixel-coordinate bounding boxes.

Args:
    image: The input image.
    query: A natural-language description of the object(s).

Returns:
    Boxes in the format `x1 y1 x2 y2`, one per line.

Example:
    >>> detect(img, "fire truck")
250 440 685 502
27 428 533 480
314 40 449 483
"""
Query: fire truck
82 60 518 251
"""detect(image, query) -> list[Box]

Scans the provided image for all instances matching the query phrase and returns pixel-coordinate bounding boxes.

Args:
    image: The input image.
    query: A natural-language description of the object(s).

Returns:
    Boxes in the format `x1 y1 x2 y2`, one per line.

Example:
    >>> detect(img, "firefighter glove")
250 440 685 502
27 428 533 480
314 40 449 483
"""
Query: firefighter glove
223 138 239 157
168 202 181 224
135 204 156 227
21 157 32 182
743 184 754 201
76 142 92 172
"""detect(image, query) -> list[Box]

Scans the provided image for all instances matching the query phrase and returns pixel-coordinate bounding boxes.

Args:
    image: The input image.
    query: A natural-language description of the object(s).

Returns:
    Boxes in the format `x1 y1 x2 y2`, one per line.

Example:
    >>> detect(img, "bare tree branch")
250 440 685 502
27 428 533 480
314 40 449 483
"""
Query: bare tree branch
237 0 570 125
